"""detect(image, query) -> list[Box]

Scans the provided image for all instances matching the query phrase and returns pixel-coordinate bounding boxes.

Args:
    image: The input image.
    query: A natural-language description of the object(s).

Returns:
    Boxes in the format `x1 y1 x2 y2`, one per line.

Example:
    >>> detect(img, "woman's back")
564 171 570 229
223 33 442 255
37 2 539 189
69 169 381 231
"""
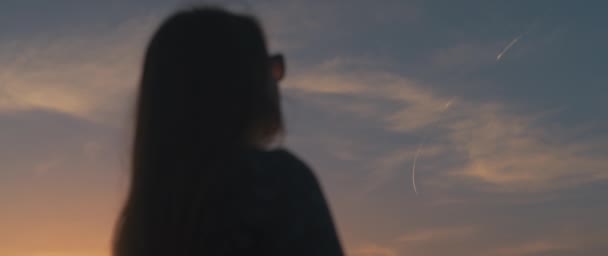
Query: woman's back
196 149 343 255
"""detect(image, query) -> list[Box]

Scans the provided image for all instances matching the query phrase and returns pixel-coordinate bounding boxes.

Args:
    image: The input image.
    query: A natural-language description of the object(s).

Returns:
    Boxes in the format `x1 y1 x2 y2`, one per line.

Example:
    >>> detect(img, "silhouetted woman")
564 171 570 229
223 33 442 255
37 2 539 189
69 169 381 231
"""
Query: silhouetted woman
113 7 344 256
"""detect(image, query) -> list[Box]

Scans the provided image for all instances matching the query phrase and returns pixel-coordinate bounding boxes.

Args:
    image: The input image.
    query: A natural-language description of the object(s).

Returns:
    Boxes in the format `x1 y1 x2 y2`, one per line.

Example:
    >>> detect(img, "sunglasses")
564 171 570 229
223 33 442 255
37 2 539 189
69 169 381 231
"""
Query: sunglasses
269 54 285 82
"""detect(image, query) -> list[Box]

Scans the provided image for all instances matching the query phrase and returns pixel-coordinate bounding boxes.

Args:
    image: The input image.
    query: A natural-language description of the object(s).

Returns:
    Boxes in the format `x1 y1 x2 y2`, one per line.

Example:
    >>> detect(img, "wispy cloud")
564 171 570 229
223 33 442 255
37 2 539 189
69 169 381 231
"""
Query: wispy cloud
448 109 608 192
0 15 158 126
284 59 608 193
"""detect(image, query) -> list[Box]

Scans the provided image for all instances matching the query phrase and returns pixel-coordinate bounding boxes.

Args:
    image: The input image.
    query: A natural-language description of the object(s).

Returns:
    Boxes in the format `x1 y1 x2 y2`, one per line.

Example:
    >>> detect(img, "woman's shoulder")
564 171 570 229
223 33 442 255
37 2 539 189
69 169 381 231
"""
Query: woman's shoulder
247 148 312 174
237 148 321 220
244 147 320 191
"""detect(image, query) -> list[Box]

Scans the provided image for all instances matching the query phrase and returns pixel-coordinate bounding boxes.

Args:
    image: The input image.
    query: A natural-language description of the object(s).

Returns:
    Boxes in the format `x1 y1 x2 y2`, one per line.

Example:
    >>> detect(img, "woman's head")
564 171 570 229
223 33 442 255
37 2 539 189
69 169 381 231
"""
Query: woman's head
114 7 285 255
138 7 284 151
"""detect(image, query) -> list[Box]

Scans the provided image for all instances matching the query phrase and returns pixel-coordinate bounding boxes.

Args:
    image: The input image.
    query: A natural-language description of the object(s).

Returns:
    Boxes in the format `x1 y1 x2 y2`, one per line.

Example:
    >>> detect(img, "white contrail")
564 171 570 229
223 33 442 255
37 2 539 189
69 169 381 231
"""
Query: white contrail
411 142 424 196
411 98 455 196
496 34 523 61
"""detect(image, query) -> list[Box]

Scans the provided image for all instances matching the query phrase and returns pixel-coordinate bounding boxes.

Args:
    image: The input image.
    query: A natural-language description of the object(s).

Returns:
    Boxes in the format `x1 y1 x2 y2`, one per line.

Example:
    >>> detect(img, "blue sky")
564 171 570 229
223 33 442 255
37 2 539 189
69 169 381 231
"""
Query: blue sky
1 1 607 255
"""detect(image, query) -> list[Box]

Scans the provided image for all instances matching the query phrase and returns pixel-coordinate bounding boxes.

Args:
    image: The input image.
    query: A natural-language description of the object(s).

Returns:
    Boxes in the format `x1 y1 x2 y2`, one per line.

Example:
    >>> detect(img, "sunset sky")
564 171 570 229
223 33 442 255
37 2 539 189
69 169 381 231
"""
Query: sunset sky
1 1 607 255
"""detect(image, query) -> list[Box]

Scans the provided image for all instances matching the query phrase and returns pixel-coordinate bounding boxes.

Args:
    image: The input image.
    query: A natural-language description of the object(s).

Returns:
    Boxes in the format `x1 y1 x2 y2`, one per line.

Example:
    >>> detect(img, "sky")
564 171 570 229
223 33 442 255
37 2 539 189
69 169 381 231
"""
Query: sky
1 0 607 255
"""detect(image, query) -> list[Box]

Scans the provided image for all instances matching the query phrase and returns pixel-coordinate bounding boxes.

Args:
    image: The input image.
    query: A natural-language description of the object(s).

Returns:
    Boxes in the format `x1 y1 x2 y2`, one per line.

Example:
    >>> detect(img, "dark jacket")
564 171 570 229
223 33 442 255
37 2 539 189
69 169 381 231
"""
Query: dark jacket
197 148 344 255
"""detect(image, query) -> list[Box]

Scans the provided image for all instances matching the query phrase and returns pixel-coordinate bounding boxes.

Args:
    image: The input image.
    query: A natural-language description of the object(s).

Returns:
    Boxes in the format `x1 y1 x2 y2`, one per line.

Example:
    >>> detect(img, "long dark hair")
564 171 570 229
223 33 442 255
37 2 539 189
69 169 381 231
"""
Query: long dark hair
113 7 283 255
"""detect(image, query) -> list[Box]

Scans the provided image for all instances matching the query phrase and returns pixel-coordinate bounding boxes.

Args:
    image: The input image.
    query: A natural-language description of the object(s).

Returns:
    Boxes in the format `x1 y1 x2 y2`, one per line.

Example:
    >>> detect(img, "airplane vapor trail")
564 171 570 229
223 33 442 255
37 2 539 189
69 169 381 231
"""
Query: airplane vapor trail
411 98 455 196
496 34 523 61
411 141 424 196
